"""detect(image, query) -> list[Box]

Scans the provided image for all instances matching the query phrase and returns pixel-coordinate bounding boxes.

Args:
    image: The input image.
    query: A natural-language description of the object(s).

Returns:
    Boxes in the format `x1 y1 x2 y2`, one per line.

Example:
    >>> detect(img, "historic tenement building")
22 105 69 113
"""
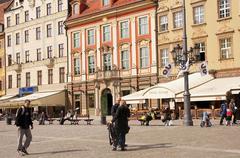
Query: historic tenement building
157 0 240 79
3 0 68 112
0 0 12 97
66 0 158 115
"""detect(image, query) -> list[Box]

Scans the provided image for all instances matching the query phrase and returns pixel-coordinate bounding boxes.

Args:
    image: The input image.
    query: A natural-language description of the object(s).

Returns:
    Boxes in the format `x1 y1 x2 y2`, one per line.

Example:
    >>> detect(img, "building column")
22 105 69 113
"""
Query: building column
67 31 72 82
131 17 137 76
112 21 118 67
95 84 100 116
150 12 157 74
81 29 86 81
96 25 101 69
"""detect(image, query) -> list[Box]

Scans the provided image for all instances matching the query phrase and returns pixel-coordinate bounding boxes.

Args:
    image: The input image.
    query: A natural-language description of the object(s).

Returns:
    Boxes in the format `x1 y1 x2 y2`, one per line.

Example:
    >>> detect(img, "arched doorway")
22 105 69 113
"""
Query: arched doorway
101 88 113 116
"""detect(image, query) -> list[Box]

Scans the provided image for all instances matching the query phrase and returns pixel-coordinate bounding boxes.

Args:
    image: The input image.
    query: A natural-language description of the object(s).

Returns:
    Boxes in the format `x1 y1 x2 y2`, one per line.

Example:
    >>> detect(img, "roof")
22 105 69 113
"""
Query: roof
67 0 151 21
0 0 12 23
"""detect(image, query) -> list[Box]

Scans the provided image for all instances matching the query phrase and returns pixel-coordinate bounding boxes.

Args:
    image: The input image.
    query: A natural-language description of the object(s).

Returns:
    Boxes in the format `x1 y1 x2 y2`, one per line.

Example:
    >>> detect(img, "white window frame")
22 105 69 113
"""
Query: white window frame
193 5 204 24
73 3 79 15
47 46 52 58
220 37 232 59
218 0 230 18
173 11 183 28
58 21 64 35
120 20 129 39
73 32 80 48
16 33 20 45
74 57 80 75
159 15 168 32
103 53 112 70
121 49 129 70
103 0 110 6
87 29 95 45
160 48 169 67
46 3 52 15
102 25 111 42
36 27 41 40
88 55 95 74
46 24 52 37
140 47 149 68
138 16 149 35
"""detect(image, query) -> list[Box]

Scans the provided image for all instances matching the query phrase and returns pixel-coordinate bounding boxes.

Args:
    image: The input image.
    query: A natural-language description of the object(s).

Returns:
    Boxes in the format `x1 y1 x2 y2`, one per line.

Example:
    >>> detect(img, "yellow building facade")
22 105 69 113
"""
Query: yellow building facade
0 31 5 96
157 0 240 79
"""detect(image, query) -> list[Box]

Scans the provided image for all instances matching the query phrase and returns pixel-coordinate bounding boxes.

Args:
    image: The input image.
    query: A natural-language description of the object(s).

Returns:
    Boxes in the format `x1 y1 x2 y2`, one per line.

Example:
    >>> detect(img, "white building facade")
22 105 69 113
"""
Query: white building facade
4 0 68 97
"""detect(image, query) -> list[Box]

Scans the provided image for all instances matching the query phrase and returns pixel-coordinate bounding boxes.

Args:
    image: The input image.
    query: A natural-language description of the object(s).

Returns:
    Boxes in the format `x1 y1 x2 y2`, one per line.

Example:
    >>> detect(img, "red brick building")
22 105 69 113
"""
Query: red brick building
65 0 157 116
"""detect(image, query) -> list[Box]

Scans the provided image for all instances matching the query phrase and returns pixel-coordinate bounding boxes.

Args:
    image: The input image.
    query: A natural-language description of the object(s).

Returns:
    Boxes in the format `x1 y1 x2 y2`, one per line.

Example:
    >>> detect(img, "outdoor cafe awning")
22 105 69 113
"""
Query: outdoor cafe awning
175 76 240 102
0 90 66 108
122 72 214 103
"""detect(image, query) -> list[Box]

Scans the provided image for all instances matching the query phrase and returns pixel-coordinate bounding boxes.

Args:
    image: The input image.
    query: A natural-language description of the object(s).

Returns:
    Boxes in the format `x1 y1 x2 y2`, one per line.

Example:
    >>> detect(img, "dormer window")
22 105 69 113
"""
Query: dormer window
73 3 79 15
103 0 110 6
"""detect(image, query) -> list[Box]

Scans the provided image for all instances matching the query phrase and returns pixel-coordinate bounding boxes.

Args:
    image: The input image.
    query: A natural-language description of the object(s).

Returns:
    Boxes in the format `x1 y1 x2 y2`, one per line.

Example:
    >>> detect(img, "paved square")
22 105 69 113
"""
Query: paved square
0 118 239 158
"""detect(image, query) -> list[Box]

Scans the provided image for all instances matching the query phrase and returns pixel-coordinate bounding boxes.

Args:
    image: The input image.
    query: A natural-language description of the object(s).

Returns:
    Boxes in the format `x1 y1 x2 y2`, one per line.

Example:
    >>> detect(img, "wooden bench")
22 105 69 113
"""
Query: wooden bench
70 118 81 125
83 118 94 125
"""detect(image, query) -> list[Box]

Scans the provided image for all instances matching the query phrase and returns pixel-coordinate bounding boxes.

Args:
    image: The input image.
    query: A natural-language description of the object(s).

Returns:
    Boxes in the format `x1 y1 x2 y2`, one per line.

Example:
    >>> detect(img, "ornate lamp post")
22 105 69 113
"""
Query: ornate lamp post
171 0 200 126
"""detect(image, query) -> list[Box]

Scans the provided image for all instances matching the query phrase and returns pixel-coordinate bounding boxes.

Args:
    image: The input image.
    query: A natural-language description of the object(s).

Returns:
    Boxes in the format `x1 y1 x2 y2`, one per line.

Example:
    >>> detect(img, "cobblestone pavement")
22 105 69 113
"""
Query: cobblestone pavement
0 118 240 158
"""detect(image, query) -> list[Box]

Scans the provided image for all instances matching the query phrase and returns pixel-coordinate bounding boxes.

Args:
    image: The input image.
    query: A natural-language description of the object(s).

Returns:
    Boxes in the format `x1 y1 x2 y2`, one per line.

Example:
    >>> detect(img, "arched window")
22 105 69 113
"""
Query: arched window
73 3 79 15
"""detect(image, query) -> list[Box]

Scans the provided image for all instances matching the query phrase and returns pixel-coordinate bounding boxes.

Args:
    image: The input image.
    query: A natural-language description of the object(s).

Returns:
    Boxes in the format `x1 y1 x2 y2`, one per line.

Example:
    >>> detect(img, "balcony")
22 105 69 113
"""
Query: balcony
7 64 22 73
43 58 55 68
95 69 120 80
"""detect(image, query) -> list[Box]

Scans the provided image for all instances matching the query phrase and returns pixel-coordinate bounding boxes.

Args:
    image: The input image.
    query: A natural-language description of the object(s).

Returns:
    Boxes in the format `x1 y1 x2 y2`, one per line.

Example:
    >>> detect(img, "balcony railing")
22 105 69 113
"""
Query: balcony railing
7 64 22 73
95 69 119 80
43 58 55 68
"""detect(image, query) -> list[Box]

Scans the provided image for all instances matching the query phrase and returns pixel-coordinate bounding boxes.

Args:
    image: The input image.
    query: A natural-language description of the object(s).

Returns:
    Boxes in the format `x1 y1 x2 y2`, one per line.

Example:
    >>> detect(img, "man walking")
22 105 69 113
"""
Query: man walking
111 97 121 118
112 100 130 151
15 99 33 155
220 101 227 125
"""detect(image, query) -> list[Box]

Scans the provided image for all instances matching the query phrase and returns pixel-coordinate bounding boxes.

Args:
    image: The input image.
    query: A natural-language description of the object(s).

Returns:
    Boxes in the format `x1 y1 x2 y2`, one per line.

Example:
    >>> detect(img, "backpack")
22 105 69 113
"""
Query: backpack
15 108 23 126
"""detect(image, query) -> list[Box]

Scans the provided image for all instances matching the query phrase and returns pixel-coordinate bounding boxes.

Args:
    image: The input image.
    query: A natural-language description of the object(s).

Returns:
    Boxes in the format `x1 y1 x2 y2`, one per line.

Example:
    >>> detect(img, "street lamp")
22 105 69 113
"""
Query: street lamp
170 0 200 126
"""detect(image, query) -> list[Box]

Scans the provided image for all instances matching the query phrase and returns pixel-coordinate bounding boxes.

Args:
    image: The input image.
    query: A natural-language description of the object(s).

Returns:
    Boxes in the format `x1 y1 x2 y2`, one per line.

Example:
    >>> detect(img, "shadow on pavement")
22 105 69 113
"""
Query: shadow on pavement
127 143 173 151
30 149 87 155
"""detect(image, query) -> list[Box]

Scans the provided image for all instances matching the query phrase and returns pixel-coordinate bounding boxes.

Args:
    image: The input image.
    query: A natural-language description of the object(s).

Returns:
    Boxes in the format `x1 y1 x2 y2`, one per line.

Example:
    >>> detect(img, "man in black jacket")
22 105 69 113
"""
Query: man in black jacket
111 97 121 119
15 99 33 155
112 100 130 151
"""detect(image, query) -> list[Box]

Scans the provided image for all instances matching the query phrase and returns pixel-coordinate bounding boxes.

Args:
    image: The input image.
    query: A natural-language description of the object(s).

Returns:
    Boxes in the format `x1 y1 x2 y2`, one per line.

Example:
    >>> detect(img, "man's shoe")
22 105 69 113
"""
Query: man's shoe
121 148 127 151
112 147 117 151
22 148 29 155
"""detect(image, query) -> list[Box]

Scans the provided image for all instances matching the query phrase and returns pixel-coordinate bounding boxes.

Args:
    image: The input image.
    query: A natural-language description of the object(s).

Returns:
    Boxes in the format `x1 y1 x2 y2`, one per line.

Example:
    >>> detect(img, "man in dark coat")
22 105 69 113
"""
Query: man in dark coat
111 97 121 119
15 99 33 155
220 101 227 125
112 100 130 151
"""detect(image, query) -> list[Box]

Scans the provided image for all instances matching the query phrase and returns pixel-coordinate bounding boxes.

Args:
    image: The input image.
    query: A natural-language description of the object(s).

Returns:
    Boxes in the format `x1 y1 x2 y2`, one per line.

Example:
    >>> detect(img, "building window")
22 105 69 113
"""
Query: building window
8 54 12 66
139 16 148 35
103 53 111 70
121 50 129 70
59 44 64 57
36 6 41 19
26 72 30 87
74 57 80 75
59 67 65 83
58 0 63 12
218 0 230 18
88 55 95 74
73 3 79 14
0 81 2 91
140 47 149 68
7 35 11 47
0 58 2 68
47 46 52 58
7 17 10 27
120 21 129 39
15 14 20 25
73 32 80 48
25 11 29 22
16 52 20 64
160 48 169 67
58 21 64 35
16 33 20 45
46 3 51 15
36 27 41 40
47 24 52 37
193 6 204 24
17 74 21 88
8 75 12 89
103 25 111 42
24 30 29 43
195 42 206 61
48 69 53 84
87 29 95 45
173 11 183 28
220 37 232 59
103 0 109 6
37 48 41 61
25 51 30 63
37 70 42 85
159 15 168 32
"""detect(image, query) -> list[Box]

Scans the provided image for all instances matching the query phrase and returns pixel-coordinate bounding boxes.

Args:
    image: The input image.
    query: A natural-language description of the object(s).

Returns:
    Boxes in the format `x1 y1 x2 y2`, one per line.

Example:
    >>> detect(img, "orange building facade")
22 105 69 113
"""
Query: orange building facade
66 0 158 116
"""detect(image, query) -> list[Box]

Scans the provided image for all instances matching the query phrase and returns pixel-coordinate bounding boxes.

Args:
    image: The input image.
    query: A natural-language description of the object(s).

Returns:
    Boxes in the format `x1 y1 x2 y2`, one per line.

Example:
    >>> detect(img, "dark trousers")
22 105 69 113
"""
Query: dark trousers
232 113 237 124
220 114 226 125
114 131 126 149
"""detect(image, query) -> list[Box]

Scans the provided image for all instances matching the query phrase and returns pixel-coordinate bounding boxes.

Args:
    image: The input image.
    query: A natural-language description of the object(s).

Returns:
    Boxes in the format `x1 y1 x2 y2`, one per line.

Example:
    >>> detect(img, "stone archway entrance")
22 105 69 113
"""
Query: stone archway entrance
101 88 113 116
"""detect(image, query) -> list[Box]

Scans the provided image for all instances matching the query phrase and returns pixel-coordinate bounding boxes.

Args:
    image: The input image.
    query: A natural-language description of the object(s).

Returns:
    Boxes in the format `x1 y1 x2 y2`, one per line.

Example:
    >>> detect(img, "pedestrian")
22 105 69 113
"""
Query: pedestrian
39 112 46 125
111 97 121 119
229 99 237 124
220 101 227 125
111 100 130 151
15 99 33 155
